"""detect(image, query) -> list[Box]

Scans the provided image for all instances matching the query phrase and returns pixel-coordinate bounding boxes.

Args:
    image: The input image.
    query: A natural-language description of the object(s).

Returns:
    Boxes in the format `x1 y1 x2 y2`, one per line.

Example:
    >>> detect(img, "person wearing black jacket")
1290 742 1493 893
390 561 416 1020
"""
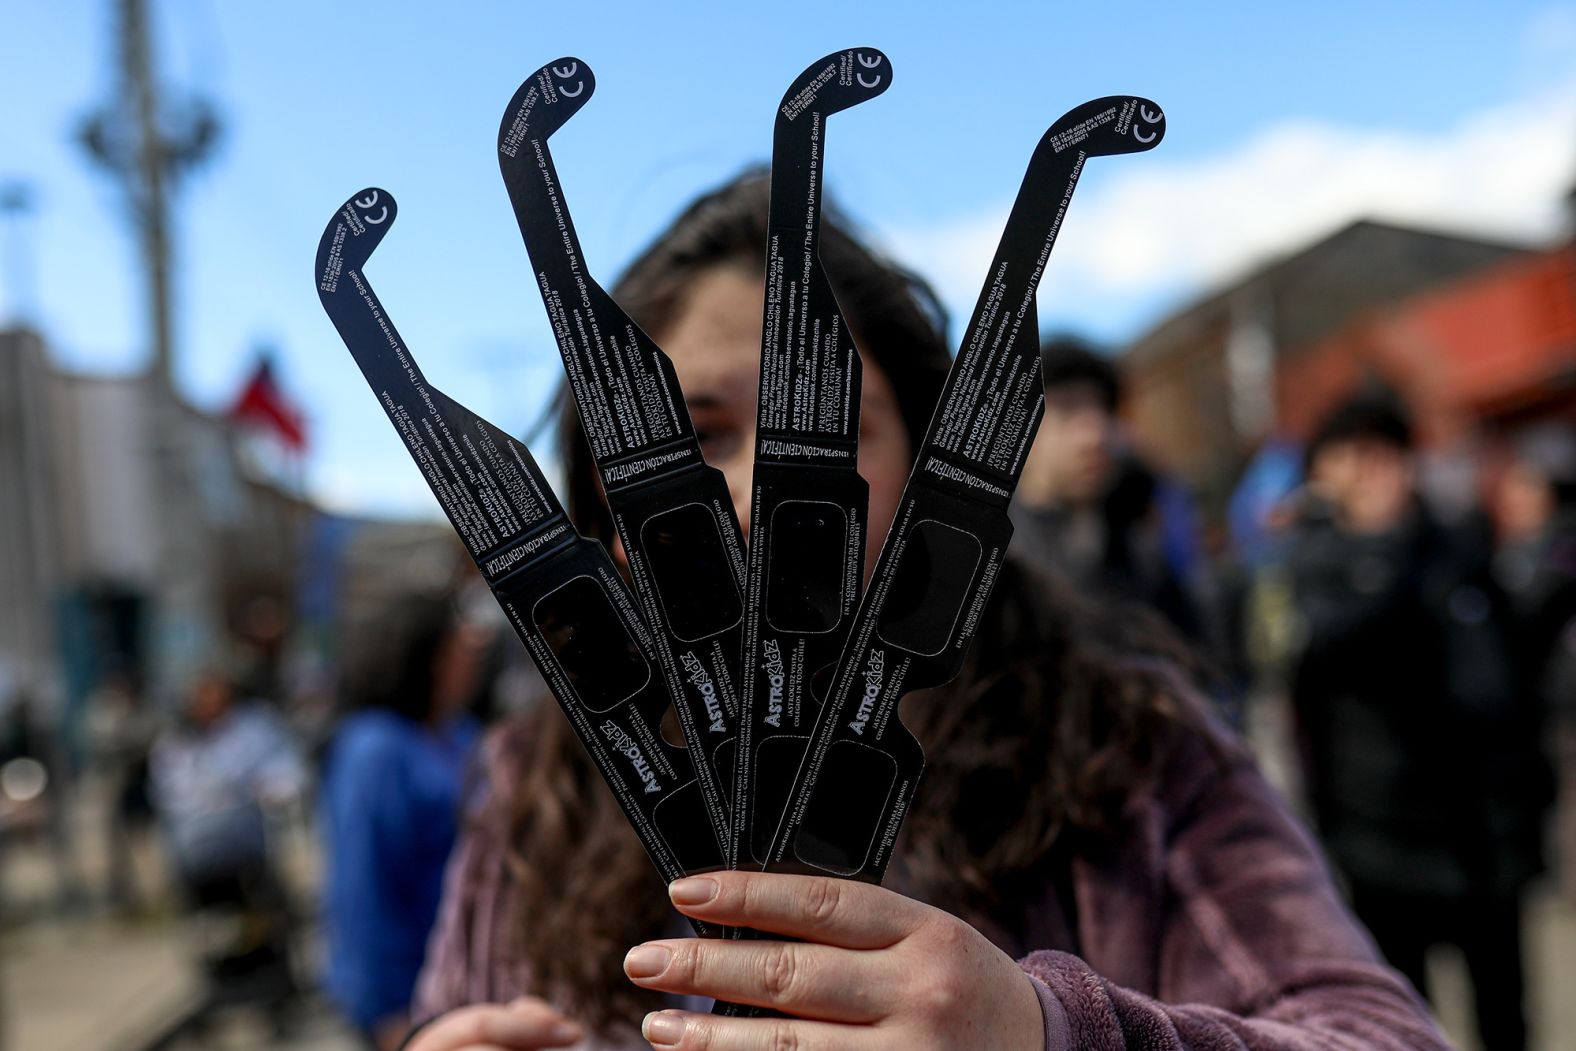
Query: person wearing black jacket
1493 424 1576 901
1011 340 1204 643
1287 394 1551 1051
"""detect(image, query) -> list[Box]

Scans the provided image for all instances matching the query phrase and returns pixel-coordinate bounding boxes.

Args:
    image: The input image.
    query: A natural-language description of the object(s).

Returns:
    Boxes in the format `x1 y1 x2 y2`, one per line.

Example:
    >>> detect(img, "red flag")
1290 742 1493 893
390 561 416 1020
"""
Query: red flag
230 357 307 451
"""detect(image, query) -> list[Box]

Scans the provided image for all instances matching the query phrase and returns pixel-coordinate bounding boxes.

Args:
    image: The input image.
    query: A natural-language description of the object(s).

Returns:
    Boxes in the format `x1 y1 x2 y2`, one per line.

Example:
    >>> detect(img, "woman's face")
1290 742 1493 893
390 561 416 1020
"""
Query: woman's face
654 263 913 579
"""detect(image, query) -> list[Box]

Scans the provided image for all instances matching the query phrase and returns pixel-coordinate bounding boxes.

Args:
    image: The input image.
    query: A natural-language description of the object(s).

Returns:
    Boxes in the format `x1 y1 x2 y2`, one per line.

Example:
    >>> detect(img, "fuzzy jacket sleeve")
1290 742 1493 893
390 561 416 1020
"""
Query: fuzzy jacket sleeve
1017 719 1453 1050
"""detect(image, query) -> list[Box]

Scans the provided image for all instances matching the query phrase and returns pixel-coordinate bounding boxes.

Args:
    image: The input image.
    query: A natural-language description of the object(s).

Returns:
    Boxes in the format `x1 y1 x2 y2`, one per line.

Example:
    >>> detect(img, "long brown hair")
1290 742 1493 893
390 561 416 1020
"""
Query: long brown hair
493 173 1196 1032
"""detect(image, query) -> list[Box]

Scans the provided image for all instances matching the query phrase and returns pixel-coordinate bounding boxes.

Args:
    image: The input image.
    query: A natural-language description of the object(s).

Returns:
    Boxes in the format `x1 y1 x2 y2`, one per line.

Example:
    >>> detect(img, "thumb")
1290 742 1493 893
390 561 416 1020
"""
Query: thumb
501 997 584 1047
406 999 584 1051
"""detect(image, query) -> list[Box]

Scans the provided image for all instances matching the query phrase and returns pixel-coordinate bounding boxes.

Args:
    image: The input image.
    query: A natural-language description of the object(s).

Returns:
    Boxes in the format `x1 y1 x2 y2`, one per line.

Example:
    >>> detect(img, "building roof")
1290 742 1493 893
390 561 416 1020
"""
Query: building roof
1276 245 1576 438
1124 218 1531 365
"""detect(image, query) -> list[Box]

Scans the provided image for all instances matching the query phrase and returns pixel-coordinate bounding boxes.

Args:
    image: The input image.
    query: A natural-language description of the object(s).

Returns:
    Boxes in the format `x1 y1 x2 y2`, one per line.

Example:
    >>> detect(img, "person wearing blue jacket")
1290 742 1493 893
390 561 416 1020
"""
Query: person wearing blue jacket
321 592 491 1049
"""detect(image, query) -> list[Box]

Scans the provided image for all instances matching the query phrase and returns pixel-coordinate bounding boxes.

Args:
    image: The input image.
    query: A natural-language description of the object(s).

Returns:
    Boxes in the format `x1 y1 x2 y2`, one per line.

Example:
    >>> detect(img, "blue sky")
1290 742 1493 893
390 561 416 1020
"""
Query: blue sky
3 1 1574 515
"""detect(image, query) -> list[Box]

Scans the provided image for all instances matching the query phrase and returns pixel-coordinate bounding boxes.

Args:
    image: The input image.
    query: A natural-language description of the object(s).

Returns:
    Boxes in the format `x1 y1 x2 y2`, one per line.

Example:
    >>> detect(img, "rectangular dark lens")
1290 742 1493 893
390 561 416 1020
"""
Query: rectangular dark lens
875 519 981 656
652 781 724 872
791 739 896 876
532 576 650 713
751 734 811 863
640 503 743 642
766 501 847 634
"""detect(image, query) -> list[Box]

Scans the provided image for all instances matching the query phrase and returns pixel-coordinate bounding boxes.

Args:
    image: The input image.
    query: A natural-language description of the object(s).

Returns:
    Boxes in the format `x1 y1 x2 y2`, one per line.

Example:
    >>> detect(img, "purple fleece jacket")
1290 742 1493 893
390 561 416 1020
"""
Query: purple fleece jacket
413 698 1451 1050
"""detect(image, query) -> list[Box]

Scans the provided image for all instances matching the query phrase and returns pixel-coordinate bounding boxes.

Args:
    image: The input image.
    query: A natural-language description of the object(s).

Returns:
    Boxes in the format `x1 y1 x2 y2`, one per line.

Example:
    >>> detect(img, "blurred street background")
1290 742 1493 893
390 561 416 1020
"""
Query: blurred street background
2 2 1575 1049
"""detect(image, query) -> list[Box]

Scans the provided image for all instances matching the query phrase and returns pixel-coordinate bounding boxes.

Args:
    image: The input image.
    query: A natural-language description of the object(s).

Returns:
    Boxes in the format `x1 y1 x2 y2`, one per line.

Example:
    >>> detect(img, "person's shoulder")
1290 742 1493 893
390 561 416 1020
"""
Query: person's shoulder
332 709 421 765
1123 661 1258 825
448 714 483 753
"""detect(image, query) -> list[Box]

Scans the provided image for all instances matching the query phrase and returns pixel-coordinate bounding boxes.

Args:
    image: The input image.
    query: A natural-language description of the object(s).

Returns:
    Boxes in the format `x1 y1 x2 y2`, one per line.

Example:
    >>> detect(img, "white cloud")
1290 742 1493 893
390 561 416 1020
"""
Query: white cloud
884 71 1576 341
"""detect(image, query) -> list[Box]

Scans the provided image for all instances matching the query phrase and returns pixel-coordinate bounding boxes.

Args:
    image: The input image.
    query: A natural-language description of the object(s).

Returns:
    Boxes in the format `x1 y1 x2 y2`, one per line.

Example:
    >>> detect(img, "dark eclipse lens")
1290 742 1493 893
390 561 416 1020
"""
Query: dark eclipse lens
875 519 981 656
766 500 847 634
532 576 650 712
792 739 897 876
640 503 743 642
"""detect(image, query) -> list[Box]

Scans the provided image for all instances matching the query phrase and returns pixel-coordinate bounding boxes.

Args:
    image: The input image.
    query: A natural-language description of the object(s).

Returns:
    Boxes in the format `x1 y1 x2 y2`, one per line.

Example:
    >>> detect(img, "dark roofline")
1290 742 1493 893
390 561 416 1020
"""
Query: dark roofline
1123 216 1533 361
1 324 228 421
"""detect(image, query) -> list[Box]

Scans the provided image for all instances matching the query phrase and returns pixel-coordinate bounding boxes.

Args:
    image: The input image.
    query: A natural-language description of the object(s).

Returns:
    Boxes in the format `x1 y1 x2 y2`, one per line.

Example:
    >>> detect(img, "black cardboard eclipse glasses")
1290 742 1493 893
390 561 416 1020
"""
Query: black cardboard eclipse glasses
733 48 891 873
313 57 1166 952
763 94 1168 885
314 189 726 932
498 59 750 858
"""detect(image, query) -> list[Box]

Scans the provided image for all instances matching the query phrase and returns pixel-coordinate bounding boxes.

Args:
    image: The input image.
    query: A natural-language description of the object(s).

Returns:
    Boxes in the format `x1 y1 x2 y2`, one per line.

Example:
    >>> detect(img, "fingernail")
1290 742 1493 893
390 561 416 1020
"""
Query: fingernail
643 1011 687 1047
549 1020 582 1041
669 876 718 906
624 943 672 979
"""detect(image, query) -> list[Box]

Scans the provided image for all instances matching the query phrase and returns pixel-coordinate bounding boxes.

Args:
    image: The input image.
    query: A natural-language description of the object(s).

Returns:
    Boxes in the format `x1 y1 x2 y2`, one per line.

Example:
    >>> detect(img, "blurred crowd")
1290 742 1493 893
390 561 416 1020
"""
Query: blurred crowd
0 342 1571 1051
1015 342 1574 1051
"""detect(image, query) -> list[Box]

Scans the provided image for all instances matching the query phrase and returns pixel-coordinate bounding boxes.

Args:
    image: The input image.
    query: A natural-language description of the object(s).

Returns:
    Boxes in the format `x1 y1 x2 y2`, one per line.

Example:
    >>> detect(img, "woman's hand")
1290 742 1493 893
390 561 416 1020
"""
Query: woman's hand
623 872 1045 1050
405 996 584 1051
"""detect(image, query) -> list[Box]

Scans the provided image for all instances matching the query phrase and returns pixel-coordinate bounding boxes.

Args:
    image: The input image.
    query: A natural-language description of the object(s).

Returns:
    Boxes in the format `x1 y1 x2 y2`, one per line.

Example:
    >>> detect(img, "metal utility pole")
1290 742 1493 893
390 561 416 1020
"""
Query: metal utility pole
125 0 172 388
79 0 221 698
81 0 219 390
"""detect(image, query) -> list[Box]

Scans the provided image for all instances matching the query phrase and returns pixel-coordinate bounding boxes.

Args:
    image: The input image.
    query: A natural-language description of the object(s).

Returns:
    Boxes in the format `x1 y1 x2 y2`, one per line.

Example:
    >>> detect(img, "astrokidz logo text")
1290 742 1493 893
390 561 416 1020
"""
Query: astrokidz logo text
681 652 728 732
848 649 885 735
762 640 786 728
600 721 661 794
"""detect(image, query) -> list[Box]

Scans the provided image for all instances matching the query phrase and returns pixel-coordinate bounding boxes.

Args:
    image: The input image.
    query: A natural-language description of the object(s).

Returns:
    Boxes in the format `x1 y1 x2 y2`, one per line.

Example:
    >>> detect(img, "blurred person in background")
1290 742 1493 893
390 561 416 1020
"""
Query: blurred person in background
149 668 307 1025
1286 392 1552 1051
1012 339 1205 647
320 592 491 1050
1222 439 1307 688
1492 423 1576 900
83 669 158 913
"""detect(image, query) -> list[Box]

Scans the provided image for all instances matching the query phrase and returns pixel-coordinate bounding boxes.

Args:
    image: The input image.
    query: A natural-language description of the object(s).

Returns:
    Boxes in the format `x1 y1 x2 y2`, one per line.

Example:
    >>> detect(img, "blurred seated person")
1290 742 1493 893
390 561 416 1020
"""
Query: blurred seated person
1012 338 1203 642
321 593 489 1050
149 669 305 1000
1287 392 1550 1051
83 670 159 912
150 669 305 896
